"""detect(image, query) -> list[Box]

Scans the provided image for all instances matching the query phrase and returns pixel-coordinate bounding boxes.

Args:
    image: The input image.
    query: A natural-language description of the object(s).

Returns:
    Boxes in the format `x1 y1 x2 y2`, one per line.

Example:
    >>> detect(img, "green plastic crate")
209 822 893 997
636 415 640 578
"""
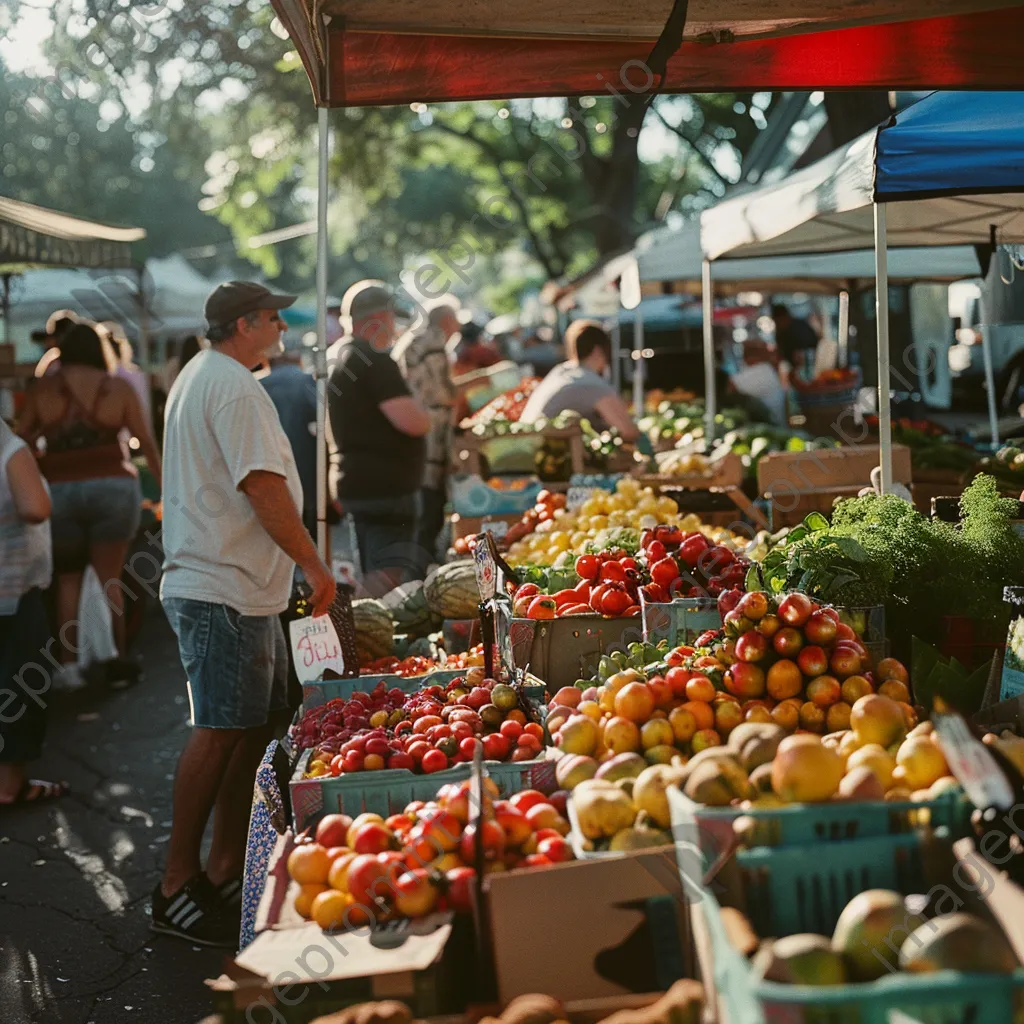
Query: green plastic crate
688 834 1024 1024
301 669 465 708
670 788 972 863
641 595 721 647
290 749 556 830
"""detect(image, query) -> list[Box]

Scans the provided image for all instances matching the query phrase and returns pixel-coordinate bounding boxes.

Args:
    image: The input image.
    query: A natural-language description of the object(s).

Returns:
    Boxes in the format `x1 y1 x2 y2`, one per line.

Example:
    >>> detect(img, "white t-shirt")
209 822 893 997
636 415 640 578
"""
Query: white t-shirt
0 420 52 616
731 362 788 426
160 349 303 616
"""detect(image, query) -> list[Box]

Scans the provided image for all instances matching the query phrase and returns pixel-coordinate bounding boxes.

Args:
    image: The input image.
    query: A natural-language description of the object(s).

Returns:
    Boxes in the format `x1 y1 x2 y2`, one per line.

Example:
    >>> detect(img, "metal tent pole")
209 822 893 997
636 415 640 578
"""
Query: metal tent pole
1 273 10 344
610 316 622 391
981 324 1000 448
837 289 850 369
315 106 330 559
873 205 893 494
632 305 645 416
702 259 715 448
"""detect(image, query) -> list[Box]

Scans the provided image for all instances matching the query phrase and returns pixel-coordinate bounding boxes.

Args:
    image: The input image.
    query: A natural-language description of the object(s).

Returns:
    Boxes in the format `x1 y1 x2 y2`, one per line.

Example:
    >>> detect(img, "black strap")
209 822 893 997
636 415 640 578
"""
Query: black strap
642 0 690 109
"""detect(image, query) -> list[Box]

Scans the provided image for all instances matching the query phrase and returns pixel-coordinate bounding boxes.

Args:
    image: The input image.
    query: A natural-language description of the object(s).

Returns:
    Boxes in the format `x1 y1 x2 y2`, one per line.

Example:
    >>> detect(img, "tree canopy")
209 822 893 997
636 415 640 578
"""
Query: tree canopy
20 0 780 304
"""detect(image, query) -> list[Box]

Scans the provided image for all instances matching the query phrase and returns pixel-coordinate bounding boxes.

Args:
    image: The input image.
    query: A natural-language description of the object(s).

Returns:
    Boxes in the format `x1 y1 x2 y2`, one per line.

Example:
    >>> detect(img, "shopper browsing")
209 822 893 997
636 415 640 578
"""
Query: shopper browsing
155 281 336 947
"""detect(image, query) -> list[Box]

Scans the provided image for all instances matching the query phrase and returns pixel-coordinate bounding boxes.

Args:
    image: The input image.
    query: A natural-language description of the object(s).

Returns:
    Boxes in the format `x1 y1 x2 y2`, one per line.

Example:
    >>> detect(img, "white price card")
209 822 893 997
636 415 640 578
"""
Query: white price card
474 539 497 602
933 711 1016 811
289 615 346 684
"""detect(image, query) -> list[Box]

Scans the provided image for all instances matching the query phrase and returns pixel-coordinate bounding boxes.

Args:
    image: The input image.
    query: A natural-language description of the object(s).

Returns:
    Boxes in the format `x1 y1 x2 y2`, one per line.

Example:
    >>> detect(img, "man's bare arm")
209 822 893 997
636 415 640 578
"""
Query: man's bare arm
239 469 335 615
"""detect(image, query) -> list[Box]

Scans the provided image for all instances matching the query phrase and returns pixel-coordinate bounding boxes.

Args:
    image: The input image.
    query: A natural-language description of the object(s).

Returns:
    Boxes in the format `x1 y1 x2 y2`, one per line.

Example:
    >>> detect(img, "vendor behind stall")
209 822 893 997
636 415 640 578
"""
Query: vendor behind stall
729 337 788 426
772 302 819 382
519 320 639 441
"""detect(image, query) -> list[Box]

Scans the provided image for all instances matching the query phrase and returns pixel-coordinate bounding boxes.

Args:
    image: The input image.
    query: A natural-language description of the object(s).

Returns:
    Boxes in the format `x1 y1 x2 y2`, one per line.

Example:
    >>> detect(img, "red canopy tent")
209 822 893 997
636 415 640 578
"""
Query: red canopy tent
268 0 1024 553
272 1 1024 106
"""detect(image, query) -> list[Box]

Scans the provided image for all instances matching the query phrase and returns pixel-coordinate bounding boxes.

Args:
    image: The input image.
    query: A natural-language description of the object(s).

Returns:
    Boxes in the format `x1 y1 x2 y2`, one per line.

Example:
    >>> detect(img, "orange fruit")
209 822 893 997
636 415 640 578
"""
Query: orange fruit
878 680 911 704
685 675 716 703
312 888 353 930
578 700 602 721
288 843 331 884
641 718 675 750
766 659 803 701
898 701 918 731
799 701 826 734
294 882 330 918
714 699 743 737
523 722 545 740
363 754 386 771
602 715 641 754
668 706 697 744
825 701 852 733
875 658 909 684
745 705 773 724
505 709 527 725
806 675 842 708
691 728 722 753
681 700 715 732
771 701 800 732
614 682 656 723
840 675 874 705
327 852 357 892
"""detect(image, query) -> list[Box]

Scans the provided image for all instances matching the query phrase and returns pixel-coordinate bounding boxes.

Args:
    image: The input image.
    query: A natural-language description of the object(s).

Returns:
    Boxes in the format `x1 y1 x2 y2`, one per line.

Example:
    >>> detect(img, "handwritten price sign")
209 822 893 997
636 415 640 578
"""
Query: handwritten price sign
288 615 346 683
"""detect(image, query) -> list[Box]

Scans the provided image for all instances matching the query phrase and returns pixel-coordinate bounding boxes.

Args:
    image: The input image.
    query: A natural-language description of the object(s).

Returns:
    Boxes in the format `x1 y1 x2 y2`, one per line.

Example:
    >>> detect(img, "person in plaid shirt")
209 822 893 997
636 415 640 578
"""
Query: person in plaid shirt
393 298 460 572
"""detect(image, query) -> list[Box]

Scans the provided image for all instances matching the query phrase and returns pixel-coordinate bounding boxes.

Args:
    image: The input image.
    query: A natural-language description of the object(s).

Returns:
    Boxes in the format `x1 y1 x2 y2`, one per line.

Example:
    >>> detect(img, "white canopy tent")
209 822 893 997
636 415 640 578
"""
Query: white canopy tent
700 92 1024 490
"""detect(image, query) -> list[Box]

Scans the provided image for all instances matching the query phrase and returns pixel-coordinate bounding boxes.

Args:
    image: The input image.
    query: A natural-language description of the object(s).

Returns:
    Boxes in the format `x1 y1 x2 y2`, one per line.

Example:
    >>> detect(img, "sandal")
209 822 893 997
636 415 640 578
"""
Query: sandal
0 779 69 806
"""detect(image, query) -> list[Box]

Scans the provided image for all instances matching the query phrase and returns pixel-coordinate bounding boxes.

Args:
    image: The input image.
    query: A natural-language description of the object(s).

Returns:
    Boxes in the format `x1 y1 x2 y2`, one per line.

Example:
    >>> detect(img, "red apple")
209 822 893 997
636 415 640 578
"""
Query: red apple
734 631 769 663
778 593 814 628
772 627 805 658
804 610 838 646
315 813 353 849
736 591 769 621
796 645 829 678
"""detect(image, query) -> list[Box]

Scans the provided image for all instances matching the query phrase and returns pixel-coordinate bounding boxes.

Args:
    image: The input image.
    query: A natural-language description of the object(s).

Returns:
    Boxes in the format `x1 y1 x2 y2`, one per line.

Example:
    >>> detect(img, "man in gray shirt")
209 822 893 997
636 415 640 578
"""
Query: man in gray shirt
520 320 639 440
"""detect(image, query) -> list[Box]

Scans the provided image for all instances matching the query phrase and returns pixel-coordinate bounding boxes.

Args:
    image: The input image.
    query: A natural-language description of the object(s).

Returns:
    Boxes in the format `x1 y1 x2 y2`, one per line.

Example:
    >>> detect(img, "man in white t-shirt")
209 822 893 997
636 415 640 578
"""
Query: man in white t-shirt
154 281 336 946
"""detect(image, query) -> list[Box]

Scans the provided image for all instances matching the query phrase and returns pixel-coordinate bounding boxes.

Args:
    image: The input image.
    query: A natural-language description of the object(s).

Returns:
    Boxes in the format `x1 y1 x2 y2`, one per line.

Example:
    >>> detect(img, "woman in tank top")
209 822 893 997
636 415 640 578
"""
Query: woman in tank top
18 322 162 690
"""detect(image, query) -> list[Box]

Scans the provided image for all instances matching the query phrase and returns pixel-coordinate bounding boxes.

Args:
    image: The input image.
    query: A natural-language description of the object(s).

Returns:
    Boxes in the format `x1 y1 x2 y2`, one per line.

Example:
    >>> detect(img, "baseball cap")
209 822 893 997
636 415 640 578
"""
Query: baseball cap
341 279 395 320
205 281 296 329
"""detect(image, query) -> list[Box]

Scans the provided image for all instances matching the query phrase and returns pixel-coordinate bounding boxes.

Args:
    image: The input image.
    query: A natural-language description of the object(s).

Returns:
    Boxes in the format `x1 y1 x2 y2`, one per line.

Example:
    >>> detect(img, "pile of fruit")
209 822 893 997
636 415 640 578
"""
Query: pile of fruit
752 893 1017 986
568 762 681 854
443 644 486 669
359 655 444 678
539 591 912 781
508 526 753 620
502 477 743 568
286 781 574 929
697 590 915 737
298 671 546 778
676 711 955 811
459 379 540 429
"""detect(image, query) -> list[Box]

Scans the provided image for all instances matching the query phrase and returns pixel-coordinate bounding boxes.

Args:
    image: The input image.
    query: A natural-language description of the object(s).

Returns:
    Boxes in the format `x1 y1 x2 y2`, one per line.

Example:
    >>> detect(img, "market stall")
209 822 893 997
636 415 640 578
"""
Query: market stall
700 90 1024 491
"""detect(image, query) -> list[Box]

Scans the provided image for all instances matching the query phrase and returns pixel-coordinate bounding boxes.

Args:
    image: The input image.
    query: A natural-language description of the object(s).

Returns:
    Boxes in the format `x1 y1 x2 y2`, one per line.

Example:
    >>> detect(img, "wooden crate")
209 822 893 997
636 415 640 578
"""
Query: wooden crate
757 444 912 528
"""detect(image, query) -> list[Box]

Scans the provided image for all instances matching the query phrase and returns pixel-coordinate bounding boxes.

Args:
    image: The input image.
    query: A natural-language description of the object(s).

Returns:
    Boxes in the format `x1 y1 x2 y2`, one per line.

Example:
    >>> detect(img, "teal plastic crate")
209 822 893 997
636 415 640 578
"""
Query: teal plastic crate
302 669 465 708
291 749 556 830
686 830 1024 1024
641 595 721 647
670 788 973 864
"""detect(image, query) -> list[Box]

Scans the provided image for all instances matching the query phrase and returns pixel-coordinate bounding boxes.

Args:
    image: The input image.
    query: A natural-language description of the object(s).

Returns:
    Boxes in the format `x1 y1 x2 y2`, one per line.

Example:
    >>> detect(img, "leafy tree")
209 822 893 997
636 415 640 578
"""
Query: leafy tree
40 0 776 290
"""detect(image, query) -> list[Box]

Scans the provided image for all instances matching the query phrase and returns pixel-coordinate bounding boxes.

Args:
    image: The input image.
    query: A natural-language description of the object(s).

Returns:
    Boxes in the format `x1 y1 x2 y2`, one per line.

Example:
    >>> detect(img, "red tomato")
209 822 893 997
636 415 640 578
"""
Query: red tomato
598 560 627 583
387 752 415 771
499 719 523 741
574 554 601 581
527 596 557 620
420 749 449 774
522 853 554 868
619 557 639 572
678 534 711 569
509 789 548 814
482 732 511 761
573 579 592 602
552 588 580 608
599 586 632 617
514 583 540 600
458 737 481 759
645 539 668 562
649 557 680 589
640 582 669 604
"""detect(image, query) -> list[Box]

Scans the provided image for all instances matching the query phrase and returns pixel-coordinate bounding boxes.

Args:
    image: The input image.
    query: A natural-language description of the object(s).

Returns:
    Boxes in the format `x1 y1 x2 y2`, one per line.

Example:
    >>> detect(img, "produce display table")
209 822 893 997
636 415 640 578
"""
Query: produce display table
453 424 586 478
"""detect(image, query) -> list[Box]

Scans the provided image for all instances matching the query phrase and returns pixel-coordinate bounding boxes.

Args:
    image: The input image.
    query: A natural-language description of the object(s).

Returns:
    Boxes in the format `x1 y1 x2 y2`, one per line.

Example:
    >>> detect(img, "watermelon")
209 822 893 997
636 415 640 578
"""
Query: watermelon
351 598 394 666
424 561 481 620
384 581 443 638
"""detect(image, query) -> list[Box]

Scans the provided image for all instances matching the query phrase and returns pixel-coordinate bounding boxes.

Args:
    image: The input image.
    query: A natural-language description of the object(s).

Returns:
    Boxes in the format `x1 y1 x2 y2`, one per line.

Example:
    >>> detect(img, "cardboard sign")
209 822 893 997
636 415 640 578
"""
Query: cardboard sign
474 536 498 601
288 615 345 684
933 709 1015 811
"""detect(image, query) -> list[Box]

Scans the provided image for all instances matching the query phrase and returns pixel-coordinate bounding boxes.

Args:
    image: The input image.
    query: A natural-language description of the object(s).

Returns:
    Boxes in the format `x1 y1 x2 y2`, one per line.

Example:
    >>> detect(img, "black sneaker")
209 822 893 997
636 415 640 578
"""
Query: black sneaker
212 875 243 911
150 874 237 948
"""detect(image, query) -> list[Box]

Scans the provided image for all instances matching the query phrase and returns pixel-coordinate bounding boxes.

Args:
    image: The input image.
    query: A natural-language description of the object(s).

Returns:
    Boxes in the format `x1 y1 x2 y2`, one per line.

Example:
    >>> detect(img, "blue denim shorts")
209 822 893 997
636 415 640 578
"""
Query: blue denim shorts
162 597 288 729
50 476 141 572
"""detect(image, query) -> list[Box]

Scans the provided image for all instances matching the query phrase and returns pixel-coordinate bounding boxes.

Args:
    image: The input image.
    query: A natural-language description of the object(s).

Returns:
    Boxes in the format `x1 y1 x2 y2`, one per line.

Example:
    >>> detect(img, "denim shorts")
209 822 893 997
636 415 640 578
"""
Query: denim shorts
162 597 288 729
50 476 141 572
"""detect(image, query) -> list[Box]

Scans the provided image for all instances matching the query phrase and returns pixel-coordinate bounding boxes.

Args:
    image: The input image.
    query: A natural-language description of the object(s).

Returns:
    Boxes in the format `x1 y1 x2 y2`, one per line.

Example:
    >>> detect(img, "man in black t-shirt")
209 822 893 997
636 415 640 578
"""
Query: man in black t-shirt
771 303 819 380
327 281 430 596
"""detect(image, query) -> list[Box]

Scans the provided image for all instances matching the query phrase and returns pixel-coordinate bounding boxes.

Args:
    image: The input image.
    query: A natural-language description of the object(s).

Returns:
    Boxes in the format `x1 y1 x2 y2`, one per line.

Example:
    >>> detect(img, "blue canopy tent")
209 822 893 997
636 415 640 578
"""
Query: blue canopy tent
700 91 1024 490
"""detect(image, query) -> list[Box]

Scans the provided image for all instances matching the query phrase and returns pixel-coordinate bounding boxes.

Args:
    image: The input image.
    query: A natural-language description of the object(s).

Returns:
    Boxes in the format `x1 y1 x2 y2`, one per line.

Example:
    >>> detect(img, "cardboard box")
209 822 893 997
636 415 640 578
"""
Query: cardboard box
757 444 912 528
450 512 522 543
486 849 694 1004
510 615 642 691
